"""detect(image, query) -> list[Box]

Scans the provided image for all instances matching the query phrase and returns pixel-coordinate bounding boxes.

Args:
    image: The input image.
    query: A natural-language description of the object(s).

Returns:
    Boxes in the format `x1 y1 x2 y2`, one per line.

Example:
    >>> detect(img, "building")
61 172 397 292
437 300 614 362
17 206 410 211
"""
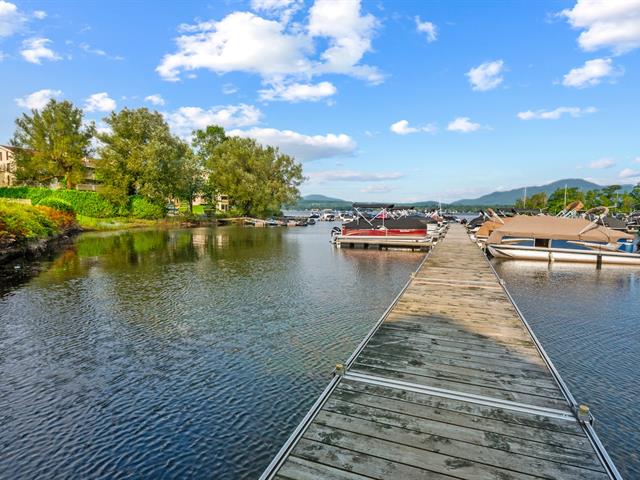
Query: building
0 144 101 190
216 194 230 212
0 145 17 187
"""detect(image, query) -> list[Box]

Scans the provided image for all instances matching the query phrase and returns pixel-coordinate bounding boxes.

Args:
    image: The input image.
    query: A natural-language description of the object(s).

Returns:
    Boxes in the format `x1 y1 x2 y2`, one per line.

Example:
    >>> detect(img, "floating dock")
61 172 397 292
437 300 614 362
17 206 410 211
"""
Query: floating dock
333 234 434 251
261 223 620 479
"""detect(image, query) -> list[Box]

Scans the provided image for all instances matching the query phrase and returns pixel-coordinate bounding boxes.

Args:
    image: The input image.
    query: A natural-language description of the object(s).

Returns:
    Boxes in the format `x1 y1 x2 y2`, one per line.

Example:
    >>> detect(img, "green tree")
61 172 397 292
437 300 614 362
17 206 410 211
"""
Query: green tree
629 183 640 211
11 99 95 189
97 108 185 207
547 187 585 214
199 132 303 218
515 191 547 210
175 148 208 213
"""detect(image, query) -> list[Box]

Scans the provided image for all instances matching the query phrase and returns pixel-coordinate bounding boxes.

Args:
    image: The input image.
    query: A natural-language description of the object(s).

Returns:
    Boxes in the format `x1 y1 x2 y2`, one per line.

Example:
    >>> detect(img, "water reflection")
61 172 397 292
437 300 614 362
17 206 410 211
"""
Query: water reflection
0 223 422 479
493 259 640 478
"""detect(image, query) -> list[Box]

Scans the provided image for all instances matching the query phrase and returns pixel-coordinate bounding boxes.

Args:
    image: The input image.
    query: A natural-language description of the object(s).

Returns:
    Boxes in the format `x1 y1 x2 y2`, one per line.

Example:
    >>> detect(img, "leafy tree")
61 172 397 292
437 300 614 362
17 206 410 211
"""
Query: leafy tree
515 191 547 210
97 108 185 207
200 132 303 218
11 99 95 189
175 149 208 214
546 187 584 214
629 183 640 211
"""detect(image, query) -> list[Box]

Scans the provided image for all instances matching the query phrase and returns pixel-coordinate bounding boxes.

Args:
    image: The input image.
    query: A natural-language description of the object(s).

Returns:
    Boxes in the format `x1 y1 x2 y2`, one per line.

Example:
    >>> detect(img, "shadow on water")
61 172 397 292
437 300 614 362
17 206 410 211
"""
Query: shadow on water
493 259 640 478
0 223 423 479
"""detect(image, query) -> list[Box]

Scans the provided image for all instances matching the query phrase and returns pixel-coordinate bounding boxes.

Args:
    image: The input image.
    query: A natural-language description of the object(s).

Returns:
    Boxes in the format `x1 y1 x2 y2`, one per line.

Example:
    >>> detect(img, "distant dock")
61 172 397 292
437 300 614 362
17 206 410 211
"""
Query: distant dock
261 223 620 479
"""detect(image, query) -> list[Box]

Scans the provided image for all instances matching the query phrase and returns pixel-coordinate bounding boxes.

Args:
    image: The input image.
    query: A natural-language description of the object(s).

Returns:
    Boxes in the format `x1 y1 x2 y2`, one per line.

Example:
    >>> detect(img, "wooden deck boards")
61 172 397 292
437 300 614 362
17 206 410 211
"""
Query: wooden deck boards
264 224 615 480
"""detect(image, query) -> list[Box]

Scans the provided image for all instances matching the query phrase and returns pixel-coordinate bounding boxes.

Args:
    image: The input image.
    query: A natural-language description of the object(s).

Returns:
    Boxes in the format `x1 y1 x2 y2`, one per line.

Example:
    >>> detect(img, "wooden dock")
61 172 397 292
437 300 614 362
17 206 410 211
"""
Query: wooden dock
261 223 620 480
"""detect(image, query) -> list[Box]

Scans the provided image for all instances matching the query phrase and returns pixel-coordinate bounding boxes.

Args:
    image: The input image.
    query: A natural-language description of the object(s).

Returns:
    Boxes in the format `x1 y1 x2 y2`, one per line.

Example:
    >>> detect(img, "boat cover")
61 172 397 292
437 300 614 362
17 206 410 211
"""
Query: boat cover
352 203 395 209
487 215 634 244
343 217 433 230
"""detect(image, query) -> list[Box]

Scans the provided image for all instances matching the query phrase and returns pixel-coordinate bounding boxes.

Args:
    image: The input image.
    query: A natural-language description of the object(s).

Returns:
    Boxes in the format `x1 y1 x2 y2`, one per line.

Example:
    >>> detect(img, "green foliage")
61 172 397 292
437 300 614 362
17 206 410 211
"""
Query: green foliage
11 99 95 189
0 200 78 246
542 184 640 214
199 131 303 218
514 192 547 210
129 195 165 219
97 108 187 207
37 197 75 214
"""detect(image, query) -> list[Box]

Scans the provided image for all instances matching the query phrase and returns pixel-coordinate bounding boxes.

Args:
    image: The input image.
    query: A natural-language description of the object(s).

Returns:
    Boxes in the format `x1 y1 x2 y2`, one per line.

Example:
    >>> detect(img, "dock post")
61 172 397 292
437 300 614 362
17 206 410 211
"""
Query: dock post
596 254 603 269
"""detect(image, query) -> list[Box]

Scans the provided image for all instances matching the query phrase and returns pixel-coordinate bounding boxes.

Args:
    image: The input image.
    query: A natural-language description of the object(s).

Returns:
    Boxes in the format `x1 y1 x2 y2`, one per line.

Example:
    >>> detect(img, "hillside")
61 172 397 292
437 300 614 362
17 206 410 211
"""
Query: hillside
452 179 634 206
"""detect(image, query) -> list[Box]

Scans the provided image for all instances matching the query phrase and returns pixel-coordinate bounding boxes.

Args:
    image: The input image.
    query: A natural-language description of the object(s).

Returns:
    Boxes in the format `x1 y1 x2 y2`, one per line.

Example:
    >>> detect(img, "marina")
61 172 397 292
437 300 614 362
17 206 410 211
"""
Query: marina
261 223 621 479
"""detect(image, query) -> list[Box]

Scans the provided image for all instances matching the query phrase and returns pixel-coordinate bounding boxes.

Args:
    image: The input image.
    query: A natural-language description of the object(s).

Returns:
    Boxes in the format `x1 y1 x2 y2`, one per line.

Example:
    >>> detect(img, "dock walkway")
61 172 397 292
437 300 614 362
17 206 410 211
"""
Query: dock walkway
261 223 619 480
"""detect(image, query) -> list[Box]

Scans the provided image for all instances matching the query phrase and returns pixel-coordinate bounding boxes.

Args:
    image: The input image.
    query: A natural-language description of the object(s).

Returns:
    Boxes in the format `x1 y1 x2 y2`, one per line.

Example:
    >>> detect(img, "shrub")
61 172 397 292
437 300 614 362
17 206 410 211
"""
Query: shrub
129 196 165 219
0 201 59 246
38 197 75 214
0 187 116 217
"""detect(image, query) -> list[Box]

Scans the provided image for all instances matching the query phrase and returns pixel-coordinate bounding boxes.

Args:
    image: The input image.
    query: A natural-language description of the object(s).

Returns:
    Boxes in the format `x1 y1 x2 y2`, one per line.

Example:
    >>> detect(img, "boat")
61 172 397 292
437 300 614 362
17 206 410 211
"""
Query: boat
333 204 435 238
486 214 640 265
320 209 336 221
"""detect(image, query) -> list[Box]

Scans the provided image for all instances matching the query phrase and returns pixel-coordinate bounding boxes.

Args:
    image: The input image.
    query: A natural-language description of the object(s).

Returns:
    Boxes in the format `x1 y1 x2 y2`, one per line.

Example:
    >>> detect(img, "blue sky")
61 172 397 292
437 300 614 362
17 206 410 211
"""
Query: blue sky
1 0 639 202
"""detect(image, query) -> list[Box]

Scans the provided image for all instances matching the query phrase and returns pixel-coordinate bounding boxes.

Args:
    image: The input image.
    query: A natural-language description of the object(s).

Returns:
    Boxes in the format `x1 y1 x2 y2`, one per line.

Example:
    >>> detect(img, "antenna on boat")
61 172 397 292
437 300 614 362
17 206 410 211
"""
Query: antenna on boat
564 184 568 207
523 187 527 208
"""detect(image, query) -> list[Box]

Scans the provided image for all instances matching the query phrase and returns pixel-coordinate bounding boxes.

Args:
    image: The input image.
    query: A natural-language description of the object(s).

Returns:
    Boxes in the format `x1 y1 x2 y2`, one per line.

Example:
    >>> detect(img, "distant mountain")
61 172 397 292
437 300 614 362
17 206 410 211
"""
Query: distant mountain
294 194 352 209
301 194 347 202
452 178 634 206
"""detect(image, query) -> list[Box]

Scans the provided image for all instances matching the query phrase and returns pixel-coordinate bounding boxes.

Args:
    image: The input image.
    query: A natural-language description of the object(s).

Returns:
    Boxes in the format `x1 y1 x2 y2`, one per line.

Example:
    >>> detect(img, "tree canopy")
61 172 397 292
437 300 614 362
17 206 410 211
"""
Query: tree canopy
11 99 95 189
97 108 188 207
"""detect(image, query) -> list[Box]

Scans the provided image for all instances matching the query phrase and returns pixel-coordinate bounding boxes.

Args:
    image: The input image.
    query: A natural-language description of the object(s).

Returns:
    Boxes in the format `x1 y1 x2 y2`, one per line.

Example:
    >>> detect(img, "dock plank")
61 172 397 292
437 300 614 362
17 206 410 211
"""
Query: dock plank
263 224 617 480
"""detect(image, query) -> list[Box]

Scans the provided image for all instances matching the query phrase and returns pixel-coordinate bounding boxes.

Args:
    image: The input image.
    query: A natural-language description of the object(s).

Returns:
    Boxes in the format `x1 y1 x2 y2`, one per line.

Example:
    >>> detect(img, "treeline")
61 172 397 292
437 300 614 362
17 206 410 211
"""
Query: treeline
514 185 640 214
10 99 304 218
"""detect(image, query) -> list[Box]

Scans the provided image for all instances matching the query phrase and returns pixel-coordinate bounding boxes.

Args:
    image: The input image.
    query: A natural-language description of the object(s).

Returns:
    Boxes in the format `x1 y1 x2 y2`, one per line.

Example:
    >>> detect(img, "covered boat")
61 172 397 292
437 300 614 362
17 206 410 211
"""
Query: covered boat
486 215 639 265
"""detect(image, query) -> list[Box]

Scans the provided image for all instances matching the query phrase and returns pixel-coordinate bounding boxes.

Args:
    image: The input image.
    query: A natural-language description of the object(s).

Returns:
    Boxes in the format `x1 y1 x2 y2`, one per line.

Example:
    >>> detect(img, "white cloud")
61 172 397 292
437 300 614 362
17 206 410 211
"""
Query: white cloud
415 16 437 42
360 184 394 193
259 81 337 102
466 60 505 91
33 10 46 20
619 168 640 179
165 104 262 138
229 127 356 161
390 119 436 135
517 106 597 120
15 88 63 110
158 0 382 86
562 57 622 87
306 170 404 182
222 83 238 95
157 12 312 82
0 1 25 37
251 0 302 23
145 94 166 106
560 0 640 54
447 117 481 133
84 92 117 112
634 157 640 164
20 37 61 64
0 50 5 61
589 158 616 169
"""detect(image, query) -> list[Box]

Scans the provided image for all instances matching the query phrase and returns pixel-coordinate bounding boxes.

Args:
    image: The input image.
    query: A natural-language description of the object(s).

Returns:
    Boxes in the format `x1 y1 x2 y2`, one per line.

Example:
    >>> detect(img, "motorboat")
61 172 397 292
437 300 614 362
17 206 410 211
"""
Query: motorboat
486 213 640 265
332 204 435 239
320 209 336 221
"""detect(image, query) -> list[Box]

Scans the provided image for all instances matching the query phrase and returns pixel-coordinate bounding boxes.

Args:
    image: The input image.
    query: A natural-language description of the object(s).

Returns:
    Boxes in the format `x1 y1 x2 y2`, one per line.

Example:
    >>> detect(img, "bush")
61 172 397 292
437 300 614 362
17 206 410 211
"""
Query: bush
129 196 165 219
38 197 75 214
0 200 78 246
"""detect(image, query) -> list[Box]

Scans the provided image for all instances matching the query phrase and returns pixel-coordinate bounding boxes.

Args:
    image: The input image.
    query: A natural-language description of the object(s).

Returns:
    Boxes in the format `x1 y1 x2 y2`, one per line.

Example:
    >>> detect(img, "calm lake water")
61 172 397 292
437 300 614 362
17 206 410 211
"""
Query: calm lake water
1 223 638 478
0 222 421 479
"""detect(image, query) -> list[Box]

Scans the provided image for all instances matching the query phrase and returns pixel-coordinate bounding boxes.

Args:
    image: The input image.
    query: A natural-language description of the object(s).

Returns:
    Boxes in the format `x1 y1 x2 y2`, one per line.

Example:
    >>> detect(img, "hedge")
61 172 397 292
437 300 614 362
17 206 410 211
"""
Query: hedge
37 197 75 214
0 200 77 246
0 187 165 219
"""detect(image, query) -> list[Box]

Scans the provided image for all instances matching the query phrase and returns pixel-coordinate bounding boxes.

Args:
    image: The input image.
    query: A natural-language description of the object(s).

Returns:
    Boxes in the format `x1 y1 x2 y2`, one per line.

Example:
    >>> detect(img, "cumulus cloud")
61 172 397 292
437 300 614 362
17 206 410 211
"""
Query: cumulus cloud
562 57 622 87
306 170 404 183
0 1 25 37
390 119 436 135
15 88 62 110
466 60 504 91
84 92 117 112
33 10 46 20
20 37 61 64
619 168 640 179
589 158 616 169
165 104 262 138
228 127 357 161
145 94 166 106
415 16 437 42
517 106 597 120
560 0 640 54
158 0 382 86
259 81 337 102
447 117 482 133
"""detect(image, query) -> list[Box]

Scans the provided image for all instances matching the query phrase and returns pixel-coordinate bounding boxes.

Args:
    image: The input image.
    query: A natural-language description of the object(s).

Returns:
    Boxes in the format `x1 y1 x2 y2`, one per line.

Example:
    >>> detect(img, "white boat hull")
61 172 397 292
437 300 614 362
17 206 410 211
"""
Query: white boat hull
488 244 640 266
